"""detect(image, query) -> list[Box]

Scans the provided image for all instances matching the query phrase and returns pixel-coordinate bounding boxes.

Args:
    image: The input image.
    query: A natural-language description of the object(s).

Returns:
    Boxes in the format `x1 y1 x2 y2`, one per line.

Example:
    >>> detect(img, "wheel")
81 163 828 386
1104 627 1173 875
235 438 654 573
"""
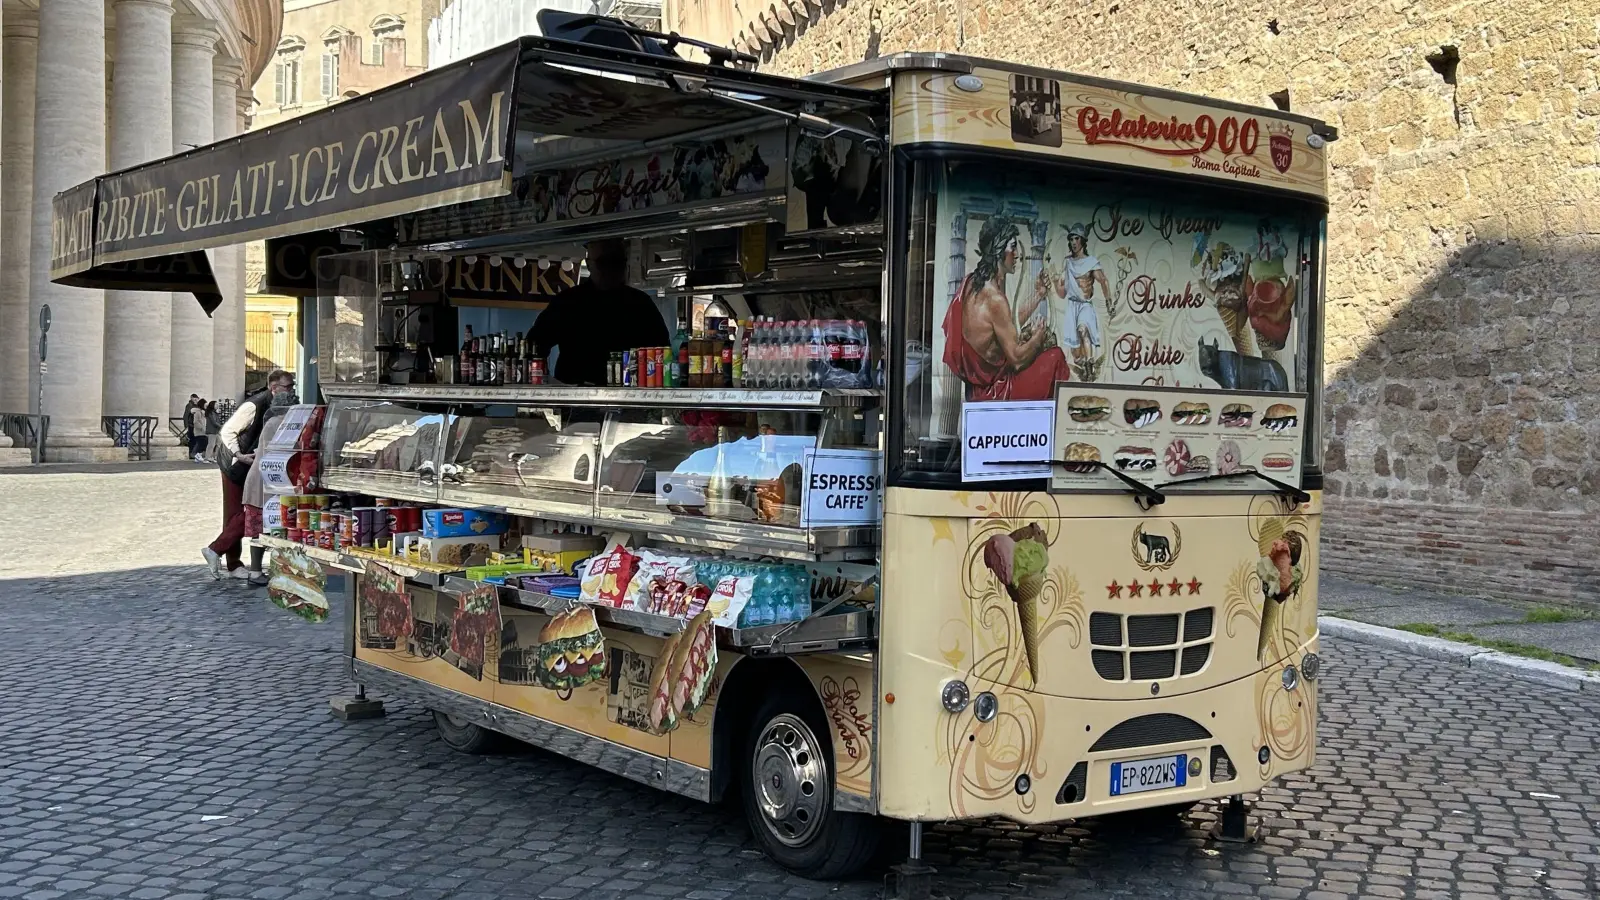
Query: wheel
431 709 498 753
740 692 881 879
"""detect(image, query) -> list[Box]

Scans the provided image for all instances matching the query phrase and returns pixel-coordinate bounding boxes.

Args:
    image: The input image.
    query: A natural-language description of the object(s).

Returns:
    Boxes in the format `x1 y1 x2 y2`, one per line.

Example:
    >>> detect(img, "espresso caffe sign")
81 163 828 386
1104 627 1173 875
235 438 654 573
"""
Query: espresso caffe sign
51 41 520 278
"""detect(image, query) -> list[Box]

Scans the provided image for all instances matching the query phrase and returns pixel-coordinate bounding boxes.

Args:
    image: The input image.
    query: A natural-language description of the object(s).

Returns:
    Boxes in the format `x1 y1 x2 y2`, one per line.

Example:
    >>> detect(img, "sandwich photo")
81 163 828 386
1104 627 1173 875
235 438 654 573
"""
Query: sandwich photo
449 584 502 675
1061 442 1101 473
1163 439 1193 477
1068 395 1111 423
1113 445 1158 471
1220 403 1255 428
268 548 329 622
1171 401 1211 427
534 606 608 691
1261 453 1296 471
1186 454 1212 474
1123 398 1162 428
646 611 718 733
1262 403 1299 432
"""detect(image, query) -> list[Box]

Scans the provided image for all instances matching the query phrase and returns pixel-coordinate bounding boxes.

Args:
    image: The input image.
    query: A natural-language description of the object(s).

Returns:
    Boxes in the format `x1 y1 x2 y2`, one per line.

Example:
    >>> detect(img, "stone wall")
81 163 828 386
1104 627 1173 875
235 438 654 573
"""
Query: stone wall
707 0 1600 604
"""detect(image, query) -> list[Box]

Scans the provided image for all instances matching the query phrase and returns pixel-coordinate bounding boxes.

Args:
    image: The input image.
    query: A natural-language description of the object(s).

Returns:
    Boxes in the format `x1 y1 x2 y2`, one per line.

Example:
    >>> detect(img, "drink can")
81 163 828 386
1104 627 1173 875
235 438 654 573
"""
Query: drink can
645 349 658 387
530 357 546 385
621 350 633 386
637 348 649 387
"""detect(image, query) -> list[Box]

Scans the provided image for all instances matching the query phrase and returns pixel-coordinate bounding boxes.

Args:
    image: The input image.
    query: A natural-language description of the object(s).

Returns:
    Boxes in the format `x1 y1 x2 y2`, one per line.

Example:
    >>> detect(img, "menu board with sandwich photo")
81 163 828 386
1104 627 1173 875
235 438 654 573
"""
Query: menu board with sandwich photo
1052 383 1304 492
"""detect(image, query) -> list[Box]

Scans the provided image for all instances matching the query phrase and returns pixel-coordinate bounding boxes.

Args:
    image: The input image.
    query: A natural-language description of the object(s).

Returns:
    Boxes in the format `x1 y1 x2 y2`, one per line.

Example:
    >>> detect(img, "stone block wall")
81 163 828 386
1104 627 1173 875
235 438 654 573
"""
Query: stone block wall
712 0 1600 604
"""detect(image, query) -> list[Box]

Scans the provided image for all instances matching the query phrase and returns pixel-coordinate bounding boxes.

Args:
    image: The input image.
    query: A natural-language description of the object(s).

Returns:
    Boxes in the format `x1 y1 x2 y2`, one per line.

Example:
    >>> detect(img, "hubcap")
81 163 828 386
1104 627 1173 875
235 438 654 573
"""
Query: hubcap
751 713 827 847
442 712 472 729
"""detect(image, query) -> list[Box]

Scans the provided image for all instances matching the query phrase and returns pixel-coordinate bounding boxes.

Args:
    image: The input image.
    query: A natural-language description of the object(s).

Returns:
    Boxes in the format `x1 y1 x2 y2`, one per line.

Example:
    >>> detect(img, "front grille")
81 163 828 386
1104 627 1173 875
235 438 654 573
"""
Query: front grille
1055 761 1089 804
1088 607 1216 682
1089 713 1213 752
1130 649 1177 680
1090 612 1122 646
1092 649 1125 680
1127 614 1179 647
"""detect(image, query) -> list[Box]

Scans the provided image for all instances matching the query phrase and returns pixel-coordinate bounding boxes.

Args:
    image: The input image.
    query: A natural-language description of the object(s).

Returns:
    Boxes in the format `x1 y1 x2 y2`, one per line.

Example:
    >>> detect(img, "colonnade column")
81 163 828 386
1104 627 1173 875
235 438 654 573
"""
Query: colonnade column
1 10 38 417
104 0 176 437
168 18 216 416
210 54 246 401
28 0 120 460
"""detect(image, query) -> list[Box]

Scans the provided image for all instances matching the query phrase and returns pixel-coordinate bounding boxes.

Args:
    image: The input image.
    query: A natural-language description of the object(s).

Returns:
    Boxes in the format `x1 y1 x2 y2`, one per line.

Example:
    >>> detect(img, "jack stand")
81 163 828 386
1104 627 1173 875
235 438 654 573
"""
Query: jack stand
329 683 386 721
885 822 946 900
1210 794 1258 843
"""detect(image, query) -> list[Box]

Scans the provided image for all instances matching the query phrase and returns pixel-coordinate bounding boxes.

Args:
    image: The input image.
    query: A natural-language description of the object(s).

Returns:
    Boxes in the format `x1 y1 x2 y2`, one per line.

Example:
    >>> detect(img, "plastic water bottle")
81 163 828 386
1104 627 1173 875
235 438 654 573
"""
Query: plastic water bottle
786 566 813 623
743 564 777 627
804 319 826 389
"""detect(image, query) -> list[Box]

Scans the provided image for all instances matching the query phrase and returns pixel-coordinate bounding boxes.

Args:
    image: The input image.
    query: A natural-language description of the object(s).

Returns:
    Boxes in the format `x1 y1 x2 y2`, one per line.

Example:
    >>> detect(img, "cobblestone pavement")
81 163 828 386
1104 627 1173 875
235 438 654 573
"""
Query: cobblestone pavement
2 470 1599 900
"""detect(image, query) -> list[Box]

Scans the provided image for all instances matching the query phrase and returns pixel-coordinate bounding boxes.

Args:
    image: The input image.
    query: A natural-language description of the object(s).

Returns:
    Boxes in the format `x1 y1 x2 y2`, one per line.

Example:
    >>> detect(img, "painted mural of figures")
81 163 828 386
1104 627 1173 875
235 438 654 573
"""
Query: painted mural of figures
1046 223 1109 382
942 215 1072 401
1246 219 1296 352
1194 230 1255 355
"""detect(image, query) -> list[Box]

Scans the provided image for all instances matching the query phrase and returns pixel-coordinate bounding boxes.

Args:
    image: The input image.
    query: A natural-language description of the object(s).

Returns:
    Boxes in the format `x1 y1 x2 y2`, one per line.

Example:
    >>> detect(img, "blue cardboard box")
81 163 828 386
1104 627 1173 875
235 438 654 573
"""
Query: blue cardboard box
422 508 510 539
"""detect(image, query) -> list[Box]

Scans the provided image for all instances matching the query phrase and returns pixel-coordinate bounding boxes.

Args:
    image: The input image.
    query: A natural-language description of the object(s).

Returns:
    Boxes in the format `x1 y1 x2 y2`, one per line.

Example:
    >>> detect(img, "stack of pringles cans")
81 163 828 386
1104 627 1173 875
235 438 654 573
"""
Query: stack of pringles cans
276 494 426 554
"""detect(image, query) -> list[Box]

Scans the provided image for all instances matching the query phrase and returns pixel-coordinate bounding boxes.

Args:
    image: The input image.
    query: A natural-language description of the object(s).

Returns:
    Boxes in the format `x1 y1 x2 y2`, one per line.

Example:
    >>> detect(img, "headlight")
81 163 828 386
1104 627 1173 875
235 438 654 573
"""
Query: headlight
1281 665 1299 692
1258 745 1272 765
940 679 971 714
974 691 998 723
1300 653 1321 681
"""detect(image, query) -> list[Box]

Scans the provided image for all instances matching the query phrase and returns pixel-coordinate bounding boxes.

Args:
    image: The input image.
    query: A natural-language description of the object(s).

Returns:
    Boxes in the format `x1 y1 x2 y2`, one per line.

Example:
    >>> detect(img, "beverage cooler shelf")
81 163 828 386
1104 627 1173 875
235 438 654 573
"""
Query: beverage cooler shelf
321 382 880 409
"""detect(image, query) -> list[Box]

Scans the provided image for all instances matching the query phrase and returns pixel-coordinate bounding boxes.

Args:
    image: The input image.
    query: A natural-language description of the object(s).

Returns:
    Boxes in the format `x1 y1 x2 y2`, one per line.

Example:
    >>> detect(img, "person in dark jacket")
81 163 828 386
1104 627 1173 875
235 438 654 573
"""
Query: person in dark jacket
529 239 668 385
202 369 295 580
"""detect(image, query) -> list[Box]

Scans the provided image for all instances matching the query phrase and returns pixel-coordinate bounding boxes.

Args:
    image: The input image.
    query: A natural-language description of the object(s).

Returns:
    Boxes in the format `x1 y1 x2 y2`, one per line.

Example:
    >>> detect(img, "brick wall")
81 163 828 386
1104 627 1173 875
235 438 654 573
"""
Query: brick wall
698 0 1600 605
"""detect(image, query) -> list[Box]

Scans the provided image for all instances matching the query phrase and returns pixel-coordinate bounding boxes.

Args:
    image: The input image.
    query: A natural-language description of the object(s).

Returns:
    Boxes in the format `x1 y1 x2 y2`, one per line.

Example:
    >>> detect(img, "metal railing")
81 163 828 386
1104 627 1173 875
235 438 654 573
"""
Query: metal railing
168 417 187 440
0 413 48 463
101 416 158 461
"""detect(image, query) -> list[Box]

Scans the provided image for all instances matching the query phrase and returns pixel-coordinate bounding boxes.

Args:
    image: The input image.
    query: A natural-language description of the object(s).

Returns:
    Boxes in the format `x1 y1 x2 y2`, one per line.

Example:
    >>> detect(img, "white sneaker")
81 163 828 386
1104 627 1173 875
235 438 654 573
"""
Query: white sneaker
201 547 224 579
228 567 250 580
193 454 205 463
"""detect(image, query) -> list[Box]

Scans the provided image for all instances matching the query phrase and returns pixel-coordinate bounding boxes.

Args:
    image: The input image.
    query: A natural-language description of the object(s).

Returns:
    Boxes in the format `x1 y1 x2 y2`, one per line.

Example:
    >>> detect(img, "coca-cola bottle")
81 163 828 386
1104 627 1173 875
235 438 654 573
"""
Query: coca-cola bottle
805 319 826 389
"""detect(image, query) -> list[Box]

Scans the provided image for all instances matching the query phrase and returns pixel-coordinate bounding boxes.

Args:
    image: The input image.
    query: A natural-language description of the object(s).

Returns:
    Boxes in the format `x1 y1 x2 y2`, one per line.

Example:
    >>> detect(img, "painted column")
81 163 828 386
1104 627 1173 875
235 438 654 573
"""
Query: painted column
233 87 254 394
209 53 245 401
28 0 120 460
1 10 38 417
103 0 175 431
168 18 216 415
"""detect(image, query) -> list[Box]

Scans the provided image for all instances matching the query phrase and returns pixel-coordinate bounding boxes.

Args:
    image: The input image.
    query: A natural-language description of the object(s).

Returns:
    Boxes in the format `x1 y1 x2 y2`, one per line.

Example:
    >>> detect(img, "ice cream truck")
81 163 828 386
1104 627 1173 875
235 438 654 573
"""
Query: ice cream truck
50 14 1333 885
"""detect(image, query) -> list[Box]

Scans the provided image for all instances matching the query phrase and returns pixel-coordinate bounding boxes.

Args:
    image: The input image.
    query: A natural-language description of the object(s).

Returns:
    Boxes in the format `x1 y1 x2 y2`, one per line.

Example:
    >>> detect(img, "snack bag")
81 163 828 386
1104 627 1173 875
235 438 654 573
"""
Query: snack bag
578 548 613 602
707 574 754 627
596 547 641 607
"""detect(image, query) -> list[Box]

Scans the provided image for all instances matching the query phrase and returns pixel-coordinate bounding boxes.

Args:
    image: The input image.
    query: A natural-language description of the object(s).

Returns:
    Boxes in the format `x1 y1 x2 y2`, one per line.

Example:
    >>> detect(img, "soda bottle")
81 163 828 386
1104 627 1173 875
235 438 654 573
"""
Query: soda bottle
805 319 826 389
671 318 689 387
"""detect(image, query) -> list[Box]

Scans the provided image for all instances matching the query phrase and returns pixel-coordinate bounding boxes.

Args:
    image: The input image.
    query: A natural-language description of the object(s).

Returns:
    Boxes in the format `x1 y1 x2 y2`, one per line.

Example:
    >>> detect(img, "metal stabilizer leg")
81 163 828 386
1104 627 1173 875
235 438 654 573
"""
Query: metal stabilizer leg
1210 794 1258 843
885 822 945 900
329 683 386 721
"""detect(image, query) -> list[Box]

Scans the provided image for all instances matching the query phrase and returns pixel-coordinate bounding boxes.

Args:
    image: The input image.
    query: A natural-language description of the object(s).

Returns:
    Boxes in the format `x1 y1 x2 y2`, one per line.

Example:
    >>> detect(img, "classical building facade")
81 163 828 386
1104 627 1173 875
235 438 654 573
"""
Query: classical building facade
665 0 1600 604
242 0 437 393
0 0 280 461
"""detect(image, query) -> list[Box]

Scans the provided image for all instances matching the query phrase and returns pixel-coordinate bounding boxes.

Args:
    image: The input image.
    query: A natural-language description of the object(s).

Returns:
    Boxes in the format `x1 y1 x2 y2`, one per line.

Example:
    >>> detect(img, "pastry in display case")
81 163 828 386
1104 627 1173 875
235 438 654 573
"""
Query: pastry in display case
321 401 449 496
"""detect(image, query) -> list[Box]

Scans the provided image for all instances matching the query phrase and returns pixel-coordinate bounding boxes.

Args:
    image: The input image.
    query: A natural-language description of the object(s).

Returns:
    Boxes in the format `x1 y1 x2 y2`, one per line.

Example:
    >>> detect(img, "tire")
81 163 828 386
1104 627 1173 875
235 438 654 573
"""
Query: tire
739 691 881 880
431 709 498 754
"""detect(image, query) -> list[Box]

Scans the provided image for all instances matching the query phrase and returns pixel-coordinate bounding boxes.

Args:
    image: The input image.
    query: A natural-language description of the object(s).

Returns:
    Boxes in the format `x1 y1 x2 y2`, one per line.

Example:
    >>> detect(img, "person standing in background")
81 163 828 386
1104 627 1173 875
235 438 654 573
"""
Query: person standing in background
240 388 299 586
202 369 295 580
188 399 208 462
202 400 222 463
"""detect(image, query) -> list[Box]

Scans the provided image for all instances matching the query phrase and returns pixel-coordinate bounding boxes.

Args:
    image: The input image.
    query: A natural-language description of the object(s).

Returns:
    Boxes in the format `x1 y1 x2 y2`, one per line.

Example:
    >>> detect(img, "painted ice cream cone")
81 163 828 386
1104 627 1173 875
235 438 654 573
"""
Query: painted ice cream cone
1014 572 1045 683
1257 595 1283 662
1218 305 1256 357
983 523 1050 688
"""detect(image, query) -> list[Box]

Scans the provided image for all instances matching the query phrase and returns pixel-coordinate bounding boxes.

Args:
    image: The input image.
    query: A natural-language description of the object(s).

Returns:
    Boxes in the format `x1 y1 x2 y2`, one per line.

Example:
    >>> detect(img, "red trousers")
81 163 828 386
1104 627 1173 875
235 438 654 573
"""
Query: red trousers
209 473 245 569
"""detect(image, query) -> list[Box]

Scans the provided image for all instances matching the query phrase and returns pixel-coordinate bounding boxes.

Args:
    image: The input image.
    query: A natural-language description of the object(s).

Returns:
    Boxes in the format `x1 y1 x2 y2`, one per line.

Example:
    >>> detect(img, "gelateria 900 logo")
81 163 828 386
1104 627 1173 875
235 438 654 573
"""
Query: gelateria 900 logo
1075 105 1265 159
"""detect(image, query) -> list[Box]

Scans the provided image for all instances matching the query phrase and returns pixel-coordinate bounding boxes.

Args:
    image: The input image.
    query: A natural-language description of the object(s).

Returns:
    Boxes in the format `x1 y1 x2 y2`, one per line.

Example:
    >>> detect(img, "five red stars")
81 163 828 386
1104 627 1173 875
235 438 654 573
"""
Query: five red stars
1106 580 1124 599
1106 576 1204 599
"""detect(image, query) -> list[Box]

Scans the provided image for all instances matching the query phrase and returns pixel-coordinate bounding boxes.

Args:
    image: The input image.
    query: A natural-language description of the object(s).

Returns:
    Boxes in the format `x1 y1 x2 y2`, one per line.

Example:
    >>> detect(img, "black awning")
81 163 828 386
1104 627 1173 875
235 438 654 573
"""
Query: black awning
49 34 884 308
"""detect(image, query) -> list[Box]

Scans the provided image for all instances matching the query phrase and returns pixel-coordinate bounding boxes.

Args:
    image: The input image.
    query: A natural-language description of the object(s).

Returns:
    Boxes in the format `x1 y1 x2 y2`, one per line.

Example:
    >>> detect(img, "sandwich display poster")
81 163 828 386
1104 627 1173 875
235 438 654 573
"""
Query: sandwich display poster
645 611 717 735
268 547 329 623
447 583 502 680
1053 383 1304 491
359 561 412 649
929 160 1310 443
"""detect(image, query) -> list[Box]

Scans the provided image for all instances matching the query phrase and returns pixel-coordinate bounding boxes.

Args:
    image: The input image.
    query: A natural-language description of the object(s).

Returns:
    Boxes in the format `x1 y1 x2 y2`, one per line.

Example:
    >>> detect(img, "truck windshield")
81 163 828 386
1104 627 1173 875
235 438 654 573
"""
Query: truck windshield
893 154 1327 487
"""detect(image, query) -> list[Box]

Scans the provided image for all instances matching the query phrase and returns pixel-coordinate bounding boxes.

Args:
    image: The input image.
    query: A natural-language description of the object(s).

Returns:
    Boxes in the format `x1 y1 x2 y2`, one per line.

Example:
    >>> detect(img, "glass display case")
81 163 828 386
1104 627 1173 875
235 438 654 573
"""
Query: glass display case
438 405 600 522
320 399 450 504
320 388 881 560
